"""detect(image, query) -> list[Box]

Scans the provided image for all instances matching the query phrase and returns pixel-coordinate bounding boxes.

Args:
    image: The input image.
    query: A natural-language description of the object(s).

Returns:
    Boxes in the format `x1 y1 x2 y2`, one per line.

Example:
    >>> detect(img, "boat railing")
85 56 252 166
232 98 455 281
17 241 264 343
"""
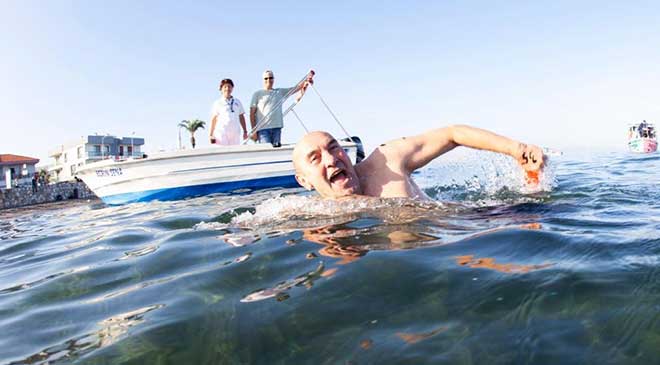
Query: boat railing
628 123 656 140
87 152 145 160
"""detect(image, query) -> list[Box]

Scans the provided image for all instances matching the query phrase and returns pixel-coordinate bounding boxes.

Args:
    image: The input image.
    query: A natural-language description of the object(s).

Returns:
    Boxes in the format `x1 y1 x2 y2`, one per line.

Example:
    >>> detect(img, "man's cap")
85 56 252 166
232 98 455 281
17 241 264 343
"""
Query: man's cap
263 70 274 78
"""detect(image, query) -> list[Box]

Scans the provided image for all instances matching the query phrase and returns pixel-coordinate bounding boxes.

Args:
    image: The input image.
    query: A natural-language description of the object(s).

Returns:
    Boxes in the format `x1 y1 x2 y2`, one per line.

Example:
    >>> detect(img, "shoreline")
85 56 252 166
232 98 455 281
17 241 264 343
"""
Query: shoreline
0 198 102 217
0 181 97 210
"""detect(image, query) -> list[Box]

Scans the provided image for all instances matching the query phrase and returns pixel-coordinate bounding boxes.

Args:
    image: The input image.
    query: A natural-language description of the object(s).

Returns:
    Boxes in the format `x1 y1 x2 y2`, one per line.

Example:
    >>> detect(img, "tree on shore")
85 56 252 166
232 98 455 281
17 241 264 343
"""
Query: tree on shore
178 119 206 149
38 168 50 184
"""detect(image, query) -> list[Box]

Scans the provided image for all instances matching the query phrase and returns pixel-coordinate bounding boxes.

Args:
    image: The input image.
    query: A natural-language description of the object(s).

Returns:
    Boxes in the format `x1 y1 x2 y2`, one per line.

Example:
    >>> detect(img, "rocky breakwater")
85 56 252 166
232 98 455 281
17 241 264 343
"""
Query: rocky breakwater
0 181 97 209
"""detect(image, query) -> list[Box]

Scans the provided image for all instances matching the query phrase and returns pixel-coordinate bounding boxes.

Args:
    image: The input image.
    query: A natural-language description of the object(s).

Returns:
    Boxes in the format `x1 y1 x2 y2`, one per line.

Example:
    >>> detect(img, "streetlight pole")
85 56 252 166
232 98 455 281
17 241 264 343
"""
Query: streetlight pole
101 134 110 159
101 135 106 159
131 131 135 157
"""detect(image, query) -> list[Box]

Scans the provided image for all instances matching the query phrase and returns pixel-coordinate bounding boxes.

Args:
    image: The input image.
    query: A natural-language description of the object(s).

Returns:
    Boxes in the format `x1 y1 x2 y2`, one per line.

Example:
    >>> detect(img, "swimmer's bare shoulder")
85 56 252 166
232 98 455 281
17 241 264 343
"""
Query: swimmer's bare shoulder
356 129 456 177
354 136 436 198
355 136 412 177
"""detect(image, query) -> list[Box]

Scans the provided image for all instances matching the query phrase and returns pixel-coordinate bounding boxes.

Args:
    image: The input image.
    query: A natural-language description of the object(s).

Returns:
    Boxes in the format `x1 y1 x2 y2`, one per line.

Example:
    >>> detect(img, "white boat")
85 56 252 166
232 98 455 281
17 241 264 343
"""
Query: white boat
628 122 657 153
77 71 364 205
77 141 361 205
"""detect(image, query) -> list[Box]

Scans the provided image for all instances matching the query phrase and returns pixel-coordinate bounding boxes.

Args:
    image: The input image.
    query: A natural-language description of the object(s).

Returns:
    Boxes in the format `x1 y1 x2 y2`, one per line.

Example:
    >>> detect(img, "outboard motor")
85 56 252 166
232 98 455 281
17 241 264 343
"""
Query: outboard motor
341 136 365 163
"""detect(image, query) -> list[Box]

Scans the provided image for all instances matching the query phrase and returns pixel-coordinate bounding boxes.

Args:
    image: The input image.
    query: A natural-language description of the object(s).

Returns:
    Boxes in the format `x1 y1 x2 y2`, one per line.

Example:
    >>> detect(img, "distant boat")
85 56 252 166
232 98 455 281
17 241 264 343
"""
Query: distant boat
628 121 657 153
77 141 362 205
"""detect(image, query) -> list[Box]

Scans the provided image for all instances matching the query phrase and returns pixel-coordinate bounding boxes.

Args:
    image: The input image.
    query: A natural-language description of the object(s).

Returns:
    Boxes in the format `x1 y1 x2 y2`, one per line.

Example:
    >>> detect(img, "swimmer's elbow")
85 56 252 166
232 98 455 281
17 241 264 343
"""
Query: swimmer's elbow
446 124 490 147
445 124 470 142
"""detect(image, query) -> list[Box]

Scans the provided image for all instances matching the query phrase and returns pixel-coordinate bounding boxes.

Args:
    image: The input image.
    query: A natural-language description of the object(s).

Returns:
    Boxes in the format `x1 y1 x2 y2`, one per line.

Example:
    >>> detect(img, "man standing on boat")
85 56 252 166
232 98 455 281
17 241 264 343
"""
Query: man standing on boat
292 125 544 199
249 70 314 147
209 79 248 145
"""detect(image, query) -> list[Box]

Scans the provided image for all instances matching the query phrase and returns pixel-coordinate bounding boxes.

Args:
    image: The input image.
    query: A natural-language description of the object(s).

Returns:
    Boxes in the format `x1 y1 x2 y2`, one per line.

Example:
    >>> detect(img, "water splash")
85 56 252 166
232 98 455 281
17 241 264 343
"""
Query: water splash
418 149 557 205
192 149 558 231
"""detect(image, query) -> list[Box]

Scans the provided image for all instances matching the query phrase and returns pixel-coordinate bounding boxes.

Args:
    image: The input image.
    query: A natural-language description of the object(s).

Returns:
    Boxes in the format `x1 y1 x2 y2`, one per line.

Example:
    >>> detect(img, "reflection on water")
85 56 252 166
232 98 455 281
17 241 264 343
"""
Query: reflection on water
1 152 660 364
9 304 163 365
240 262 327 303
360 338 373 350
302 224 440 264
396 326 449 344
455 255 553 274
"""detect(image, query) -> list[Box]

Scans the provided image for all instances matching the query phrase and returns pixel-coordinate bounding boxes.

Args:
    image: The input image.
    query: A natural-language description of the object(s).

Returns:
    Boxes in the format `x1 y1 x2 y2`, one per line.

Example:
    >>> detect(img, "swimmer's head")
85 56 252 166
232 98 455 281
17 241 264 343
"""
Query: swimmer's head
293 131 362 198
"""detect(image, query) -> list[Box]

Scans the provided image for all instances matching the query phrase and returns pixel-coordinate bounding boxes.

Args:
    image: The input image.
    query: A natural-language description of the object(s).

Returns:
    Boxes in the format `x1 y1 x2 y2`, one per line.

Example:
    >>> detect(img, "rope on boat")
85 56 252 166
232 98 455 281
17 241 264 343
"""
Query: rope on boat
242 70 314 145
240 69 353 143
290 109 309 133
310 83 352 140
282 101 297 117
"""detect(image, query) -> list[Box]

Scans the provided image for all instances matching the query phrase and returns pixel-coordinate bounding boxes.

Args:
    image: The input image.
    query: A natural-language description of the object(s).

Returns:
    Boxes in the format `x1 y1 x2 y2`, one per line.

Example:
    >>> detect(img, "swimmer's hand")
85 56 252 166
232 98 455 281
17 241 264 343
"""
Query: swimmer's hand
514 143 544 172
514 143 544 186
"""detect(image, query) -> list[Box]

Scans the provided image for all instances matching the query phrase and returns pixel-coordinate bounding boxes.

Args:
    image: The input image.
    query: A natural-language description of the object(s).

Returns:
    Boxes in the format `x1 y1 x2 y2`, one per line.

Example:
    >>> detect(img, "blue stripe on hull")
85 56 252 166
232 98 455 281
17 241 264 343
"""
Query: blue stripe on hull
101 175 299 205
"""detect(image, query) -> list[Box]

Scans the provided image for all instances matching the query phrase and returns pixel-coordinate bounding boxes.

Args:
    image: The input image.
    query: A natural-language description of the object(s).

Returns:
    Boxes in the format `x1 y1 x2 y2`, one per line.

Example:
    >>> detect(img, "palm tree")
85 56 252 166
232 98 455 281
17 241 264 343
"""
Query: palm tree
178 119 206 149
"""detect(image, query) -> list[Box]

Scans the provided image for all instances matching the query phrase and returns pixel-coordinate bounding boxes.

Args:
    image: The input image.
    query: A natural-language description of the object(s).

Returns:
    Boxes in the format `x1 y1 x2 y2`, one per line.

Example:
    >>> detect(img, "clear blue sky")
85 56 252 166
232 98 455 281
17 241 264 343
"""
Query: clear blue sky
2 0 659 164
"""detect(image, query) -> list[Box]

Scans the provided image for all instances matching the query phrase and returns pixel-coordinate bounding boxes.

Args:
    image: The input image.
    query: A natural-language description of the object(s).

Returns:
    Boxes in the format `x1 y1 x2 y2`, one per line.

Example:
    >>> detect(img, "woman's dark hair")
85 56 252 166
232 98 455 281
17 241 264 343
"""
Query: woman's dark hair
220 78 234 88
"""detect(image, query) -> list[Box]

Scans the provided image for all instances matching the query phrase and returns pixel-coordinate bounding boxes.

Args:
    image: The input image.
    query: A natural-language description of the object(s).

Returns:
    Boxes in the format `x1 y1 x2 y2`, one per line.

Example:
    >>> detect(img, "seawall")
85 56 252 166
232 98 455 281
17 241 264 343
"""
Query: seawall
0 182 97 209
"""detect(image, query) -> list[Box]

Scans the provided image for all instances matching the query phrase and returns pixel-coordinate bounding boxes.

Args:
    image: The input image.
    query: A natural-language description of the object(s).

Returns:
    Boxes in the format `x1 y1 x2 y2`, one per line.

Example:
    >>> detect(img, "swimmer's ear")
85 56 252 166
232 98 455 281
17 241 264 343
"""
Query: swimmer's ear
295 174 313 190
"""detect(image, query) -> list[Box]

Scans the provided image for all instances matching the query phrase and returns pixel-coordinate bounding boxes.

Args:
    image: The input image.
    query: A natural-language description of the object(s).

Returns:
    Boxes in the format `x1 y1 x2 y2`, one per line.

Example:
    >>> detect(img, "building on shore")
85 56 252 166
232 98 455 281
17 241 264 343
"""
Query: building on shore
49 135 145 182
0 154 40 189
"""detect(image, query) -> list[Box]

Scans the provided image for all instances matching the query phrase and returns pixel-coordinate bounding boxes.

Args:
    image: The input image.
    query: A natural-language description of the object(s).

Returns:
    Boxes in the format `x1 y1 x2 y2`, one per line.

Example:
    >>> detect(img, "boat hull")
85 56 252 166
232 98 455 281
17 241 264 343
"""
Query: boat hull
100 175 299 205
77 143 357 205
628 138 658 153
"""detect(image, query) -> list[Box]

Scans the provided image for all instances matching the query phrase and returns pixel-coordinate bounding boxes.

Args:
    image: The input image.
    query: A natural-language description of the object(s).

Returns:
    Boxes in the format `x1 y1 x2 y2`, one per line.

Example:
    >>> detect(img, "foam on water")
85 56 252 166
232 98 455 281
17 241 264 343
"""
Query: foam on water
223 149 557 230
191 150 560 241
230 195 445 227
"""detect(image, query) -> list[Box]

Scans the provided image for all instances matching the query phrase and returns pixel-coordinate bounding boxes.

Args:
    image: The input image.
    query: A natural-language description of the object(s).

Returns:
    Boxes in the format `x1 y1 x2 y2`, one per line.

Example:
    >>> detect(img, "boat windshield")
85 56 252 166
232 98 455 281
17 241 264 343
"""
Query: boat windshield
633 122 656 139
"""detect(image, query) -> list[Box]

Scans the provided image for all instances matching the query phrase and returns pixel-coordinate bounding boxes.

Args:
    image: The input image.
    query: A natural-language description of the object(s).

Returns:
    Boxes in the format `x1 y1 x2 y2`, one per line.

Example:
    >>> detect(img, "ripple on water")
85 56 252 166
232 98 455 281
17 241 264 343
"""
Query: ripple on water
1 151 660 364
6 304 165 364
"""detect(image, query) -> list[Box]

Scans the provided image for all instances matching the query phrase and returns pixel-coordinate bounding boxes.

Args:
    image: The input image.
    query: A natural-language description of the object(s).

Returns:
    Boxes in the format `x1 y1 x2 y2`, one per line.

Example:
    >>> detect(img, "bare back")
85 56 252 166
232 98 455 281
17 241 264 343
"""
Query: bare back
354 142 428 199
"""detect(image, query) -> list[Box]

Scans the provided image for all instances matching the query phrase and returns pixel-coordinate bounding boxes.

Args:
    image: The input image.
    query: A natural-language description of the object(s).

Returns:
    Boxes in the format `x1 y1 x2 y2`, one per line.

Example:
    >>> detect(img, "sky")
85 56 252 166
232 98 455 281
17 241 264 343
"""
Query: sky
1 0 659 165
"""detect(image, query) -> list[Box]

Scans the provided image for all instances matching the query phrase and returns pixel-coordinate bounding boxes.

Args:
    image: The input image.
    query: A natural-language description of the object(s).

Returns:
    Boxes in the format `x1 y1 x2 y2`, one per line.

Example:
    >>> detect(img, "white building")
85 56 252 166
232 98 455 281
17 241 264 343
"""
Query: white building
49 135 145 182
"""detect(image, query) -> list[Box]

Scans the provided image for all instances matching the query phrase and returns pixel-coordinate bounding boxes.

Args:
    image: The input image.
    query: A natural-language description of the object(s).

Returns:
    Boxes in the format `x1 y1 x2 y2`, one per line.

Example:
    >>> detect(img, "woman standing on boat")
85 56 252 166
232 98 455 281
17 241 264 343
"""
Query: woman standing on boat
209 78 248 145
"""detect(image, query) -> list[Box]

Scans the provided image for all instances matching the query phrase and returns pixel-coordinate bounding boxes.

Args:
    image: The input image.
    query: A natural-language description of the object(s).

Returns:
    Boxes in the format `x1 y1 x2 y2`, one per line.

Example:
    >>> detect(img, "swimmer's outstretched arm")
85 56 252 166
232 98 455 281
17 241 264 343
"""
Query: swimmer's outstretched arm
382 124 544 173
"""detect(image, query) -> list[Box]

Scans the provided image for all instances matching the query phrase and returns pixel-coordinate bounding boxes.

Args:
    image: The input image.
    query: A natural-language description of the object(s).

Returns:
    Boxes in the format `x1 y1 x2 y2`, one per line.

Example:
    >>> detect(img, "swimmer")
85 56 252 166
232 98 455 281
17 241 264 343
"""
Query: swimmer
292 125 544 199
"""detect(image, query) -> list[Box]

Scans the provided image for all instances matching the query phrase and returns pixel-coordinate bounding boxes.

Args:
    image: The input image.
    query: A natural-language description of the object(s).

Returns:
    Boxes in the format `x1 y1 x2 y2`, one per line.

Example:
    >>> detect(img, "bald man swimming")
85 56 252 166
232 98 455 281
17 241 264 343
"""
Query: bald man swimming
292 125 544 199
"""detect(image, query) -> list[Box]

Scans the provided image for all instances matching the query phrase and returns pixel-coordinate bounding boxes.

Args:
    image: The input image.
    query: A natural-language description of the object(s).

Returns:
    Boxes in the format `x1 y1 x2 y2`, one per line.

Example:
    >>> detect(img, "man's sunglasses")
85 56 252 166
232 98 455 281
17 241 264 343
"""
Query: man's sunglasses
264 77 274 80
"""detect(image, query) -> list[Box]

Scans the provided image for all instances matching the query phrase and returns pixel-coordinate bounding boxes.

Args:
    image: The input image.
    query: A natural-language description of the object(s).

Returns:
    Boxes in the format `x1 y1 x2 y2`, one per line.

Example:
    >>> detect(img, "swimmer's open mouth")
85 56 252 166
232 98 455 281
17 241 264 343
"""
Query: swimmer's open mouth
329 170 347 183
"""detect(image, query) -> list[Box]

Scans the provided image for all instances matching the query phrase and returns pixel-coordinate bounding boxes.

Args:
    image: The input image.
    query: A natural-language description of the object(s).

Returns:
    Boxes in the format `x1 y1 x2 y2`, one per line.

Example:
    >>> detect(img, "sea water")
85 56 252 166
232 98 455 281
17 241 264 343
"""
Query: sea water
0 150 658 364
